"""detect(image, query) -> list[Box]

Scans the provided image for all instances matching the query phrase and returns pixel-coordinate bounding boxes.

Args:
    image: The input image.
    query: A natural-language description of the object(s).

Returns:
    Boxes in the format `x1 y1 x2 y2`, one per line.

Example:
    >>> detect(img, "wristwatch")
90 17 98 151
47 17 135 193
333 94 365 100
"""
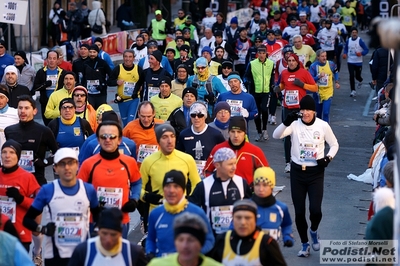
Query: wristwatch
36 225 42 233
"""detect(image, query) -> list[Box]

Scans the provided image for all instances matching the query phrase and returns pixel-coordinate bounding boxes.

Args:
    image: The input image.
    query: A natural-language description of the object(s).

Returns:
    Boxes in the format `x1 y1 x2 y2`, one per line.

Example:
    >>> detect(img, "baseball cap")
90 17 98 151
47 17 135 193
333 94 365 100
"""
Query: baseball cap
54 148 78 164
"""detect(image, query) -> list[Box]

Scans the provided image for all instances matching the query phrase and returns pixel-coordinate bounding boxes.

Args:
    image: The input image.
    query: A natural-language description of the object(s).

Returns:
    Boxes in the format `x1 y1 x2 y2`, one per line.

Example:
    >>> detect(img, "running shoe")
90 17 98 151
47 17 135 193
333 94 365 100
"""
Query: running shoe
284 162 291 173
357 82 362 90
297 243 311 257
309 229 320 251
262 130 269 141
350 90 357 97
255 133 263 142
270 115 277 125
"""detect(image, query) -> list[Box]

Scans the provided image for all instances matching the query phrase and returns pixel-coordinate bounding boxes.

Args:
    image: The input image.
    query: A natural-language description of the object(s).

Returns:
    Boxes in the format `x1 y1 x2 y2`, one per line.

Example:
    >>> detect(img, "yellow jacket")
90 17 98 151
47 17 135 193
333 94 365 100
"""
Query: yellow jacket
44 88 73 119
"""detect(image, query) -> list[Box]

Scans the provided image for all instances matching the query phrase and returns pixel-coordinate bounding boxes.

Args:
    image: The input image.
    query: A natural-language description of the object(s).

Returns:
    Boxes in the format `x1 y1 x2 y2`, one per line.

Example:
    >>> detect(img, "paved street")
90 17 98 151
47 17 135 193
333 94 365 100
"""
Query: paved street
38 30 378 265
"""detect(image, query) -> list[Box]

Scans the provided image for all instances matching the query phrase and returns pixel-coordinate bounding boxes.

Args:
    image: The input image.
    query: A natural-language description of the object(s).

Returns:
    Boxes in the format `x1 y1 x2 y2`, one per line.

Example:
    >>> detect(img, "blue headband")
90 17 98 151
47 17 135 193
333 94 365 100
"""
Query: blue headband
227 74 242 83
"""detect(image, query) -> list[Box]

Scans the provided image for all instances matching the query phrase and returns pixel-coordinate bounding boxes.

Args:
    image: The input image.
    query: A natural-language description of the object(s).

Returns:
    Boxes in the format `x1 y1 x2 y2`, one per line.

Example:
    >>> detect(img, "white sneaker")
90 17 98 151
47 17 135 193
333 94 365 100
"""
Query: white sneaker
32 249 43 266
298 243 311 257
284 162 291 173
262 130 269 140
309 229 320 251
268 114 272 123
270 115 276 125
350 90 357 97
255 133 263 142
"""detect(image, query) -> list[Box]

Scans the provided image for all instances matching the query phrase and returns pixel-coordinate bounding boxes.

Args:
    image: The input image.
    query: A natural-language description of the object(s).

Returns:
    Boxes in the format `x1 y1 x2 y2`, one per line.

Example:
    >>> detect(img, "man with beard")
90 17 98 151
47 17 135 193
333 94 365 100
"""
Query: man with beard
2 51 36 91
174 45 194 77
82 45 112 109
72 44 90 84
174 9 187 29
216 61 246 92
210 31 237 61
274 53 318 173
317 19 338 61
211 46 225 68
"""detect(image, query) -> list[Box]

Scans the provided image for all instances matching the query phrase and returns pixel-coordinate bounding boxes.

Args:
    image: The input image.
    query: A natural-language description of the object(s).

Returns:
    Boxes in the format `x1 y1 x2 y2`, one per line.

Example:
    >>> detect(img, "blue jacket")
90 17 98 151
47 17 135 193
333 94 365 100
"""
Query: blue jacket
146 202 215 257
217 91 258 121
138 55 174 76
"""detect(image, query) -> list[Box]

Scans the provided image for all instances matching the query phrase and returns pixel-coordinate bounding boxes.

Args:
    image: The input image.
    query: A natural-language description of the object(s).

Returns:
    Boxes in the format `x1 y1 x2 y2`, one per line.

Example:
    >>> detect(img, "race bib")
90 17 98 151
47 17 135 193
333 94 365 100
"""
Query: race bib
97 187 123 208
262 228 280 240
46 75 58 90
211 205 233 234
285 90 299 106
318 73 329 87
195 160 206 179
343 16 351 23
87 80 100 94
299 143 317 162
298 54 306 65
137 144 158 163
123 82 136 97
147 86 160 100
226 99 243 117
56 213 84 245
0 196 16 223
19 150 35 173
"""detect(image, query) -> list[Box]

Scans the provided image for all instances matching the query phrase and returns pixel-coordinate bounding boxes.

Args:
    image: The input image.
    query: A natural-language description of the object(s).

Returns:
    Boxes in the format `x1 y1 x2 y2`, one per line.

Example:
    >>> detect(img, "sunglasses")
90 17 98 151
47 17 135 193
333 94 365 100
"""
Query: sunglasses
73 94 86 97
99 134 118 140
190 113 205 118
61 105 74 110
196 67 206 70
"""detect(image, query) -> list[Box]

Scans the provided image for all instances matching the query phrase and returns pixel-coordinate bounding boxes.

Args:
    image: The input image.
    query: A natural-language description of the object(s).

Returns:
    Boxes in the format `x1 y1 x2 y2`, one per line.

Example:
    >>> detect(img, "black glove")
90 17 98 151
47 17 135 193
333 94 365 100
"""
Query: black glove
283 111 299 126
114 93 123 103
273 85 281 93
317 156 332 168
305 61 312 68
6 187 24 204
121 199 138 212
41 222 56 236
33 158 47 168
293 78 305 88
204 92 215 105
44 80 53 88
284 239 294 247
144 190 163 205
146 253 155 262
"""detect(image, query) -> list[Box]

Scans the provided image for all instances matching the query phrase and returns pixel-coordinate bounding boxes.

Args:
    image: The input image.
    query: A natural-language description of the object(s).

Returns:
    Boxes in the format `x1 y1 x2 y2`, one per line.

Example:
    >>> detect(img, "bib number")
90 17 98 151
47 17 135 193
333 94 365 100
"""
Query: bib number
87 80 100 94
299 143 317 162
137 144 158 163
123 82 136 97
211 205 233 234
0 196 16 223
226 99 243 117
285 90 299 106
46 75 58 90
97 187 123 208
147 87 160 101
56 213 84 245
195 160 206 179
19 150 35 173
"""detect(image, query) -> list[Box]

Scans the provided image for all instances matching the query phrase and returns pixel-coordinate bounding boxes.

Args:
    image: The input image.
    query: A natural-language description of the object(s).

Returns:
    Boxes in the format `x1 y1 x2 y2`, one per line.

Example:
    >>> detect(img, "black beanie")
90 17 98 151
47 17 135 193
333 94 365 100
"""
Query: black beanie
151 50 163 63
0 86 10 99
300 95 316 111
163 170 186 191
14 51 29 64
94 37 103 45
2 139 22 160
155 123 176 143
159 76 172 87
89 44 99 53
59 98 76 111
98 208 123 232
101 111 119 123
182 87 197 100
229 116 247 132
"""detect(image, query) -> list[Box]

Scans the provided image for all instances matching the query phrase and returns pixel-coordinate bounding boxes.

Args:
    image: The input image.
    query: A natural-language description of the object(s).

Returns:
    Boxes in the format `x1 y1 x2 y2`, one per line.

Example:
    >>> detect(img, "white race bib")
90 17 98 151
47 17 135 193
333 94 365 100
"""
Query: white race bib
285 90 299 106
97 187 123 208
211 205 233 234
226 99 243 117
123 82 136 97
87 80 100 94
299 143 318 162
55 212 84 245
195 160 206 179
147 87 160 100
19 150 35 173
0 196 16 223
137 144 158 163
46 74 58 90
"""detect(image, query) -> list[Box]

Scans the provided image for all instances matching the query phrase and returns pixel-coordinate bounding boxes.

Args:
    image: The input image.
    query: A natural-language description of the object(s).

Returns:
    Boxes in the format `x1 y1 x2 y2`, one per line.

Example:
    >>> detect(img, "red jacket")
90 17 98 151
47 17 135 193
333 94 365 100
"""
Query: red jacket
203 141 269 184
0 167 40 243
269 18 288 31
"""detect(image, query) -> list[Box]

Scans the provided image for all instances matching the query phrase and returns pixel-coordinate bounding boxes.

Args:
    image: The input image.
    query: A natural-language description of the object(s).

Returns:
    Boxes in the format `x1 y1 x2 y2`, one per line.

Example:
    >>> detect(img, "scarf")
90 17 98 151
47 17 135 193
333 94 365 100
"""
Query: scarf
0 104 8 114
287 65 300 72
198 67 210 82
75 103 86 113
15 63 25 74
214 118 229 130
164 195 188 214
266 39 276 46
252 194 276 207
95 236 122 257
60 114 77 126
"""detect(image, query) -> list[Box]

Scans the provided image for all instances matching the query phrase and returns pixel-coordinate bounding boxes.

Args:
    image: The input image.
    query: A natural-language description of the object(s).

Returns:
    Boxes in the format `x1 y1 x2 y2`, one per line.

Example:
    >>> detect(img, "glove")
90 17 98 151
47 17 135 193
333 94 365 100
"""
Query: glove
6 187 24 204
356 52 362 56
41 222 56 236
33 158 47 168
284 239 294 247
121 199 138 212
342 54 347 59
114 93 123 103
204 92 216 105
305 61 312 68
44 80 53 88
317 156 332 168
144 190 163 205
283 111 299 126
240 108 249 118
293 78 304 88
273 85 281 93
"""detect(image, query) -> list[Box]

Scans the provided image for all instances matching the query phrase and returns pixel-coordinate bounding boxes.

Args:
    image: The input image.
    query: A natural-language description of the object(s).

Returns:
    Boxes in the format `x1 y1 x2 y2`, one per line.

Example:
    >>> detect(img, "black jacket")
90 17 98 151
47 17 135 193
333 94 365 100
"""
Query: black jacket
6 84 30 108
371 48 393 82
82 57 112 95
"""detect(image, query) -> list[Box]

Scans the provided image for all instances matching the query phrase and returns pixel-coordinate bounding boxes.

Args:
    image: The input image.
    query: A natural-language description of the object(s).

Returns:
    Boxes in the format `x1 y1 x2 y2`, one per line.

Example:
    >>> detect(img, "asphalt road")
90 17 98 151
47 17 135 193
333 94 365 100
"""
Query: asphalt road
38 31 377 266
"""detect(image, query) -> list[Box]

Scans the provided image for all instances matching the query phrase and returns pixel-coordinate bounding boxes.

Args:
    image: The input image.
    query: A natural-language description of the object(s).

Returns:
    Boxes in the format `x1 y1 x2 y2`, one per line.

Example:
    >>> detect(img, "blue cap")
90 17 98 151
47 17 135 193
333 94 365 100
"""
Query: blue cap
196 57 208 67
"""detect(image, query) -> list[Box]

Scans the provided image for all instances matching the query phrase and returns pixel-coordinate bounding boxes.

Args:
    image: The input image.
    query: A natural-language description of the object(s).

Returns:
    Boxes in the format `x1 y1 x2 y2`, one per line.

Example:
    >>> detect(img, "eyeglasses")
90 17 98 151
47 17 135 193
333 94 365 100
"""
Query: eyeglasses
56 159 77 167
73 94 86 97
190 113 205 118
61 105 74 110
196 67 206 70
99 134 118 140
